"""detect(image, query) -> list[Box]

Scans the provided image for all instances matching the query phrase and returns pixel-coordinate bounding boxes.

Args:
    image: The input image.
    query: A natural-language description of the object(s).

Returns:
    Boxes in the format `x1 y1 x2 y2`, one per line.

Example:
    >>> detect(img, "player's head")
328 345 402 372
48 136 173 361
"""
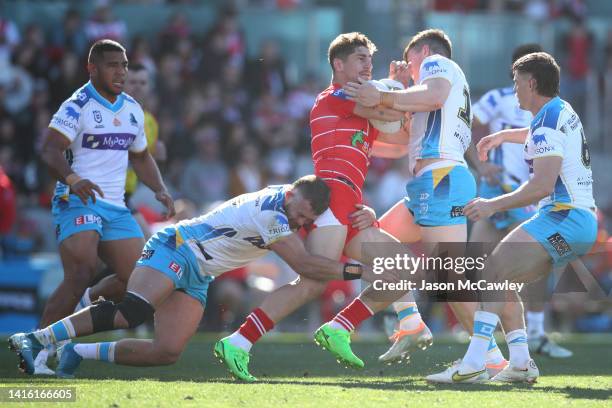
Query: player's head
509 43 543 78
403 29 452 83
284 175 330 230
328 32 377 83
87 39 128 96
512 52 560 110
125 63 151 103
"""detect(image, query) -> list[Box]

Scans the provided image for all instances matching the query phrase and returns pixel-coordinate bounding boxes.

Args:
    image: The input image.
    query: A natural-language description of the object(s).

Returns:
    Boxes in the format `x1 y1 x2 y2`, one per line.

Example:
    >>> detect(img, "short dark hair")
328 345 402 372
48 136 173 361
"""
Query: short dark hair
129 62 147 72
511 43 543 64
328 32 377 71
292 175 330 216
512 52 560 97
404 29 452 60
88 39 126 64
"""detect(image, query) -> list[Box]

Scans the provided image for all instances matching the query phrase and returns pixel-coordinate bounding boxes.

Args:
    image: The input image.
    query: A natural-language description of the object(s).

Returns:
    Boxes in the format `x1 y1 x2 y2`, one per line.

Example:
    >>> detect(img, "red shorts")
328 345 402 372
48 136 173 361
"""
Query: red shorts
310 178 368 243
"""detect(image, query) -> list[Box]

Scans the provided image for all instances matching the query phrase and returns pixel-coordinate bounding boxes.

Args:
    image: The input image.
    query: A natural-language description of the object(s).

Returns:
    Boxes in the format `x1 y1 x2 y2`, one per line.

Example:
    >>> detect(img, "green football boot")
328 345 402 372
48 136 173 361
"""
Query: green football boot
313 324 364 369
213 338 256 382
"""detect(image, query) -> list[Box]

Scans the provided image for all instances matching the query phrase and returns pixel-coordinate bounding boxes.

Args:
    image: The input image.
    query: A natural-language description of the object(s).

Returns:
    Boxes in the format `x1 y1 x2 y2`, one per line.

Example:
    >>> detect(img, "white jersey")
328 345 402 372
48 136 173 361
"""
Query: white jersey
49 81 147 207
473 86 532 186
524 97 595 211
175 185 293 277
409 54 471 172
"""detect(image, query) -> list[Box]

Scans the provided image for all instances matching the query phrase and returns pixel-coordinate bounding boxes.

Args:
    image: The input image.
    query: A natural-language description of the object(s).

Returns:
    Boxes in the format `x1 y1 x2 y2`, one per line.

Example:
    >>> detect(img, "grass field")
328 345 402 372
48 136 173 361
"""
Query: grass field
1 333 610 407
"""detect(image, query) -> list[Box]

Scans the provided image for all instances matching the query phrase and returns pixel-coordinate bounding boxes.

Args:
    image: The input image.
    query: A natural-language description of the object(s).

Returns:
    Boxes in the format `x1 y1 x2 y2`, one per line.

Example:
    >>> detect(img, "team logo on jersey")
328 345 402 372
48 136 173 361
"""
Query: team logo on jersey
331 88 349 99
532 133 547 145
423 61 440 71
82 133 136 150
113 117 121 127
93 110 103 123
169 261 183 278
268 214 290 235
65 106 80 121
351 130 365 147
129 113 138 127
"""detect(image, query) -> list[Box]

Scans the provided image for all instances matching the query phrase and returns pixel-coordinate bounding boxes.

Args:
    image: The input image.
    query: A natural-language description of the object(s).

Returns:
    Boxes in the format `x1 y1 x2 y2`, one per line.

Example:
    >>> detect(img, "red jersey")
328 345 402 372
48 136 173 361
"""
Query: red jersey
310 84 379 201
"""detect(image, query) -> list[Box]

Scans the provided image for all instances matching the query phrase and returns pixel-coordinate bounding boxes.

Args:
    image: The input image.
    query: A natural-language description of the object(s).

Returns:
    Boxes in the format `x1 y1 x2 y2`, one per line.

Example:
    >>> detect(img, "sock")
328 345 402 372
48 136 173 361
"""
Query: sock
485 337 506 365
526 311 545 339
73 342 116 362
393 299 423 332
506 329 530 369
328 298 374 332
460 311 499 372
233 308 274 350
74 287 92 313
33 318 76 347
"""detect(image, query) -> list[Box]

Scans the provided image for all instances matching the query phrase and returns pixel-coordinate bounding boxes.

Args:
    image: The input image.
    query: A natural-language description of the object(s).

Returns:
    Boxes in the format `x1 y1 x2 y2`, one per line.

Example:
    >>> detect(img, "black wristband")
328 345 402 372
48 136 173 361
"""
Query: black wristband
343 263 363 280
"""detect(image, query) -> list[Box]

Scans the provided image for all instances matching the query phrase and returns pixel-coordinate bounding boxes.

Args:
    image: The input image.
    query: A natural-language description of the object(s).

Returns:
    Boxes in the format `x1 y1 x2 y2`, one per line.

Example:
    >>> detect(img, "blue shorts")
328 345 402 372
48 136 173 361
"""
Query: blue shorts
404 165 476 226
480 181 535 230
52 195 143 243
136 226 213 308
521 204 597 265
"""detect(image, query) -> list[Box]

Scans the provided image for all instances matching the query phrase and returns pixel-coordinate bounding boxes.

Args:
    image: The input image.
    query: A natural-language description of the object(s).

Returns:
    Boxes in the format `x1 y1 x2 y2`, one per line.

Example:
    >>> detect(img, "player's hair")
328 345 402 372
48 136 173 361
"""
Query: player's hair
328 32 377 71
291 175 331 215
404 29 452 60
88 39 126 64
512 52 560 97
511 43 543 64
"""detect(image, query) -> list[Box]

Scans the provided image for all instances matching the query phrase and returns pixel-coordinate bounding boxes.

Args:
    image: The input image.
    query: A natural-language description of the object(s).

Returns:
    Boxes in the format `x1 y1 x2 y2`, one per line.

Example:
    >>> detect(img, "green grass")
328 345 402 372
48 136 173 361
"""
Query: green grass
1 334 611 407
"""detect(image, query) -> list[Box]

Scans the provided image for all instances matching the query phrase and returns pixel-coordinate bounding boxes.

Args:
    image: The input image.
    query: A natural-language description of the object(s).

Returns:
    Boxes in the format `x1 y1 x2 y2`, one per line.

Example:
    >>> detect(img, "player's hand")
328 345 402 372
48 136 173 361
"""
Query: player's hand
71 179 104 205
349 204 377 230
463 197 498 221
476 133 504 162
155 190 175 219
344 77 380 107
389 60 410 88
477 162 502 185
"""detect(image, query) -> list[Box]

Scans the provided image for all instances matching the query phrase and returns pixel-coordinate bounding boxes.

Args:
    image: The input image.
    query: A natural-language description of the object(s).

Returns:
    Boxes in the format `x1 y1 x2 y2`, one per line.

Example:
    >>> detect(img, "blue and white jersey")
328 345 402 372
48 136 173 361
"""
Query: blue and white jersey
473 87 532 186
49 81 147 207
524 97 595 211
173 185 293 277
409 54 471 172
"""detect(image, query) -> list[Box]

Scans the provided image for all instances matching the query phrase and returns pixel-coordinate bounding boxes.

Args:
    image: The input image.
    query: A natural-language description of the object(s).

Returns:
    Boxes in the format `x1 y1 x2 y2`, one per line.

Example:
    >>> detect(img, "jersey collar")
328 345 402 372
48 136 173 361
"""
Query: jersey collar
85 81 126 113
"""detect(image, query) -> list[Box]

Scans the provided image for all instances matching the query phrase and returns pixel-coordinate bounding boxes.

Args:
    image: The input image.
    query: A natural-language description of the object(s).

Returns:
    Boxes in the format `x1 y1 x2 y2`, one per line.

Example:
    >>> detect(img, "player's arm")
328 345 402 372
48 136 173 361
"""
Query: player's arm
269 233 387 283
40 128 103 204
129 149 175 218
476 127 529 161
465 142 501 185
353 104 404 122
465 156 560 220
371 140 409 158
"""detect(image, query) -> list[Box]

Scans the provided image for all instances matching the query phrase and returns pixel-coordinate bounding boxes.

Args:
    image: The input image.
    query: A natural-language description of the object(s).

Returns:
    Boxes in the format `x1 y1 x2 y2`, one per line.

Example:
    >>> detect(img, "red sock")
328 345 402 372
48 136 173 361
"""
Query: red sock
333 298 374 331
237 308 275 344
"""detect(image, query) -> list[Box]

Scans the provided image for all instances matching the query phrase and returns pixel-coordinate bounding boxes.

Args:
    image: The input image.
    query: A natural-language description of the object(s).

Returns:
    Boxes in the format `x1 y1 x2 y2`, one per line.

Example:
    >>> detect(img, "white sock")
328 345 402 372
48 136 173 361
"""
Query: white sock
506 329 530 369
73 342 116 362
393 294 423 332
74 288 92 313
460 311 499 373
526 311 545 339
226 332 253 352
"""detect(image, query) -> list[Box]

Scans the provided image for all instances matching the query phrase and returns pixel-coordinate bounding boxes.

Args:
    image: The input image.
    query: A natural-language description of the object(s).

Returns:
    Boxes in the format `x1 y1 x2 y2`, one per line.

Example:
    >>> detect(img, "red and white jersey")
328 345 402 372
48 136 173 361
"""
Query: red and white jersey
310 83 379 200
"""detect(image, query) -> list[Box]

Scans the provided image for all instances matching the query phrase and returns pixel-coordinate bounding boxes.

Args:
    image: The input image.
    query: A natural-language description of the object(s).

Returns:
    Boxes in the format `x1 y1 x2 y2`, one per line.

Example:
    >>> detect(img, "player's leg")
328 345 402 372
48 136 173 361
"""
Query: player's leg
75 208 145 310
55 290 203 378
39 230 100 328
216 224 347 380
9 266 173 375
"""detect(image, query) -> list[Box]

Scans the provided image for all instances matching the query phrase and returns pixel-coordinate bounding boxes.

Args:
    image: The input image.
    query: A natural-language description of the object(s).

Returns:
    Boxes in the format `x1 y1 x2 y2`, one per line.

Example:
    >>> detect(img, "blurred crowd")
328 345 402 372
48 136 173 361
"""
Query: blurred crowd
0 1 610 334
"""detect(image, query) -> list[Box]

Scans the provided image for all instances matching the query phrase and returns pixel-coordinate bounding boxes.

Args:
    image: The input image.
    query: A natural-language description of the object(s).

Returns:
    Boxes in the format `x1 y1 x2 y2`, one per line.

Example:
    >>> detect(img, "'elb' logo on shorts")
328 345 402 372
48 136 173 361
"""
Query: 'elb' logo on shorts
169 261 183 279
74 214 102 226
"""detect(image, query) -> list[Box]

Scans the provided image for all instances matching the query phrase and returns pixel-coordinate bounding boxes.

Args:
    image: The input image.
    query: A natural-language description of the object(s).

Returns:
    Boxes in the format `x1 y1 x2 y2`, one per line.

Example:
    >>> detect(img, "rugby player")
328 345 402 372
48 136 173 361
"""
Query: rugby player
214 32 430 380
34 39 174 373
9 176 393 378
428 52 596 383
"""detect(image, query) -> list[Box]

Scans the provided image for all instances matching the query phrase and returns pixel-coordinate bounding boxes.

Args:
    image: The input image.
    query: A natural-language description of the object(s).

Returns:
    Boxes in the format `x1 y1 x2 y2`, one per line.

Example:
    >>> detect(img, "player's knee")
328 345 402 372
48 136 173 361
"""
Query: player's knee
89 299 120 332
116 292 155 329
